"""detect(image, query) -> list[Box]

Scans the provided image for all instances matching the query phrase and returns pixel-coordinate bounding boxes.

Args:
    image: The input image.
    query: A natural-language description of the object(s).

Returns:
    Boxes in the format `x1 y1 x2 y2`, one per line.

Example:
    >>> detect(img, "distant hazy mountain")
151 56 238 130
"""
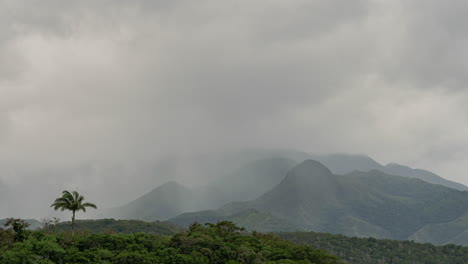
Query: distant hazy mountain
310 153 468 191
106 181 198 221
235 151 468 191
172 160 468 245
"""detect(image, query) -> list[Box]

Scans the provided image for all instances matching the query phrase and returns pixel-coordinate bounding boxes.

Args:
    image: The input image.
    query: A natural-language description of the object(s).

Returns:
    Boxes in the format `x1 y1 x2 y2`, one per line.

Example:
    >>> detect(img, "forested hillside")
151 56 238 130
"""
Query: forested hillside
0 221 342 264
279 232 468 264
3 217 465 263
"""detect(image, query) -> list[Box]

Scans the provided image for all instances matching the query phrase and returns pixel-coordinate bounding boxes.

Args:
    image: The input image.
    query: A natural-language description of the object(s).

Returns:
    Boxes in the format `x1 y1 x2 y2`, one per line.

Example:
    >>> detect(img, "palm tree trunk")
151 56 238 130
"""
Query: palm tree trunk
72 210 76 235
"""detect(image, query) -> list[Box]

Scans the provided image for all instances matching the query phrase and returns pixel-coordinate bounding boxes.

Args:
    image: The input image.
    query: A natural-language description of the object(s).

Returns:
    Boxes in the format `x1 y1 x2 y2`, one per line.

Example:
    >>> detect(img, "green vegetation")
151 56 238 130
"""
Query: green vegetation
3 218 30 242
3 217 467 264
0 219 41 231
278 232 468 264
0 221 342 264
51 190 97 232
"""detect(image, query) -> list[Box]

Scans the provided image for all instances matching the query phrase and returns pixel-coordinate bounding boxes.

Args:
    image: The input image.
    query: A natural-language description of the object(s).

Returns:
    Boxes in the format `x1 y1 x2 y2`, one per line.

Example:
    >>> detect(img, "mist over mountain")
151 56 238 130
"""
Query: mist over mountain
102 151 468 223
309 154 384 175
105 157 298 220
310 153 468 191
196 157 298 208
209 150 468 191
1 149 466 221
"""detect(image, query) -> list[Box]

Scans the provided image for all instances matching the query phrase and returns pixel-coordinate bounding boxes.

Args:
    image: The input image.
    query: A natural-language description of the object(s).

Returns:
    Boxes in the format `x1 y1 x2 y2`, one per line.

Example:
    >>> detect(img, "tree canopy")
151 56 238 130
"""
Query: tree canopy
0 221 342 264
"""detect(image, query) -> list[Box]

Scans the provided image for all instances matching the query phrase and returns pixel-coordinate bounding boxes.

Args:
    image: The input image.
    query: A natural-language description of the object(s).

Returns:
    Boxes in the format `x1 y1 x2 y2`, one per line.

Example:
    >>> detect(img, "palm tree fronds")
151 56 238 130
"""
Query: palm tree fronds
82 202 97 209
51 190 97 232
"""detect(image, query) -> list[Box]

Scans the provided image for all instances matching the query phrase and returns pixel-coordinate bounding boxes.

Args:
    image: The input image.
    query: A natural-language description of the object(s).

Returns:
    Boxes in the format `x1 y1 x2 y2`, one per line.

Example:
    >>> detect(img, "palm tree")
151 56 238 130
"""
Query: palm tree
51 190 97 232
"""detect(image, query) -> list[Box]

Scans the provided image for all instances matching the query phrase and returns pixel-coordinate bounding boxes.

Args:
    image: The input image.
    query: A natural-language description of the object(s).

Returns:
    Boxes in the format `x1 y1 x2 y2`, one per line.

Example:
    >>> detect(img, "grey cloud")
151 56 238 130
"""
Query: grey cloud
378 0 468 90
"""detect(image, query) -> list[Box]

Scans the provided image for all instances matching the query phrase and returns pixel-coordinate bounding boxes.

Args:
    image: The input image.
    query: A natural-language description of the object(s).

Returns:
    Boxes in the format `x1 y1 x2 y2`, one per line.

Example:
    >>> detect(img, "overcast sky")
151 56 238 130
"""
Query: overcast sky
1 0 468 217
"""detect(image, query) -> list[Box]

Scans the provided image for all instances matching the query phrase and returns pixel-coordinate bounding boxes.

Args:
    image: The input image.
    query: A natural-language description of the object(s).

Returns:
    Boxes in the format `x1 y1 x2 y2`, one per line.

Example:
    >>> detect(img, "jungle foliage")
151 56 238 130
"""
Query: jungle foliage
0 221 342 264
279 231 468 264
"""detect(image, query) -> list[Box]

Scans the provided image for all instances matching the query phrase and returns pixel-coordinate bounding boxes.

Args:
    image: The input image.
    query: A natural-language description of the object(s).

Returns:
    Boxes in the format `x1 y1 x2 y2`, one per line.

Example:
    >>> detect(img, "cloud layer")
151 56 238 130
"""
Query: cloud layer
1 0 468 217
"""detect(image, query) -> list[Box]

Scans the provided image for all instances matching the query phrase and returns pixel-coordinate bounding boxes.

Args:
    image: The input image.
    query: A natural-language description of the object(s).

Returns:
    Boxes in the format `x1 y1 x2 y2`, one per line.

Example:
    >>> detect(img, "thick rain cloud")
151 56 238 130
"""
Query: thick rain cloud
1 0 468 218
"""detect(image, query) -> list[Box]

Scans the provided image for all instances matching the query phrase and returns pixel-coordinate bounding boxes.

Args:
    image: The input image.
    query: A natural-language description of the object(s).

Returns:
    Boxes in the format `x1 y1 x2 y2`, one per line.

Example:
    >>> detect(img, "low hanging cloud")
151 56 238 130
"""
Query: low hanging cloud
1 0 468 217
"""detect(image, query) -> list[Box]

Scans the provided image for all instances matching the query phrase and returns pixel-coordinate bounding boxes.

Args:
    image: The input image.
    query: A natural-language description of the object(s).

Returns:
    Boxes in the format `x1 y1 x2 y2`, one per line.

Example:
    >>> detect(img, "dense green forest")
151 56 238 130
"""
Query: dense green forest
279 232 468 264
0 221 341 264
52 219 468 263
2 218 468 263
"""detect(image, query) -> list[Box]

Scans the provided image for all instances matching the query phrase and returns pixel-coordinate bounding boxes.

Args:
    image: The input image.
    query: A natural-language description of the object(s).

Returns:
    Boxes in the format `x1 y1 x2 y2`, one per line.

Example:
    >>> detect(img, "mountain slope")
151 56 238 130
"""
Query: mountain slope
254 162 468 240
311 154 468 191
409 212 468 245
383 163 468 191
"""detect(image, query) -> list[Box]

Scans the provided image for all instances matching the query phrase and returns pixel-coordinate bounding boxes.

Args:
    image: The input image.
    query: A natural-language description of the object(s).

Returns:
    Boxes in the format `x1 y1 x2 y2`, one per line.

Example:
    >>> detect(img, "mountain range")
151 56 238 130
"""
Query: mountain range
104 151 468 245
309 153 468 191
